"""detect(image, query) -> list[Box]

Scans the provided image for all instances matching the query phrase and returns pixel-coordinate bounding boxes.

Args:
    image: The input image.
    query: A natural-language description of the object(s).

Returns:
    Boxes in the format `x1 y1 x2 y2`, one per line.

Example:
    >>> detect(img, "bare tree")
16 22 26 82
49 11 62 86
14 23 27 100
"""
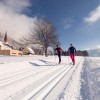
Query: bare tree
23 18 60 56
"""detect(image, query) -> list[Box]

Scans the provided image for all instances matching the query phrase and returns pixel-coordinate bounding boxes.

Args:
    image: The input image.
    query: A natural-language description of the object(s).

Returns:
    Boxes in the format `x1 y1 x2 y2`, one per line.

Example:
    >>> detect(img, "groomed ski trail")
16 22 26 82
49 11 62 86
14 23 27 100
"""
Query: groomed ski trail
0 56 84 100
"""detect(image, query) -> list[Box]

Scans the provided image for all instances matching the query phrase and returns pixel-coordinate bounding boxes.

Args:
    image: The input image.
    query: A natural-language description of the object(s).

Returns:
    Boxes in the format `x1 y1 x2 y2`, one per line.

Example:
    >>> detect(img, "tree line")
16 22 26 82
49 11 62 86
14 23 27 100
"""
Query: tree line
61 50 89 56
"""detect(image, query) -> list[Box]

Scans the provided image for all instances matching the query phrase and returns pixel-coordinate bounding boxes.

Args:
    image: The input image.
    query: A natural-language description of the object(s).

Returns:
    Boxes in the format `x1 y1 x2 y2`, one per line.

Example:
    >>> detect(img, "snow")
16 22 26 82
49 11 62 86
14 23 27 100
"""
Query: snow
0 55 100 100
80 57 100 100
0 41 4 46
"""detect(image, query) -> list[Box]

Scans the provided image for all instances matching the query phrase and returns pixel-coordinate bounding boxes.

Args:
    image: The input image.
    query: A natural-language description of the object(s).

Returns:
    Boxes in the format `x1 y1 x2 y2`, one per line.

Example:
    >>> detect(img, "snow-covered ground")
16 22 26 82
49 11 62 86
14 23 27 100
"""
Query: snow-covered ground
80 57 100 100
0 55 99 100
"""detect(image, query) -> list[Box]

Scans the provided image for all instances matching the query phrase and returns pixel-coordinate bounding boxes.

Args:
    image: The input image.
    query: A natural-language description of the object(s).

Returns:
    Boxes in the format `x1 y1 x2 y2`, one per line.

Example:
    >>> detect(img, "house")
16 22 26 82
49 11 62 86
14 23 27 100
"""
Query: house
22 47 35 55
0 41 23 56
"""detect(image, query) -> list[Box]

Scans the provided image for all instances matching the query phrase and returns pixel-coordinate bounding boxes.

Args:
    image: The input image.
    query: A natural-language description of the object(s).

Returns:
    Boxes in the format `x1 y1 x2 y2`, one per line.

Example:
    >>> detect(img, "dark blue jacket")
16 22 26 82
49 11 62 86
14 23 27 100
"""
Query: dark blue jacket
68 46 76 54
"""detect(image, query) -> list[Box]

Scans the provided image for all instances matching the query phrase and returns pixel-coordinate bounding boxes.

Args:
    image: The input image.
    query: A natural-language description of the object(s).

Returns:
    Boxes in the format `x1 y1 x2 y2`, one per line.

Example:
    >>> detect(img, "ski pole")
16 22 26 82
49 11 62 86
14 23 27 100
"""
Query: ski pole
68 55 69 64
53 47 56 64
55 55 56 63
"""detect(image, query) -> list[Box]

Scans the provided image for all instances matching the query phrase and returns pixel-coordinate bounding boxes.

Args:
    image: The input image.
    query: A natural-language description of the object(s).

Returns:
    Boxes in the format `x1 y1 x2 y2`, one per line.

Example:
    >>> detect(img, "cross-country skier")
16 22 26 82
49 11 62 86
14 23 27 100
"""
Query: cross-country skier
68 44 76 65
55 45 62 64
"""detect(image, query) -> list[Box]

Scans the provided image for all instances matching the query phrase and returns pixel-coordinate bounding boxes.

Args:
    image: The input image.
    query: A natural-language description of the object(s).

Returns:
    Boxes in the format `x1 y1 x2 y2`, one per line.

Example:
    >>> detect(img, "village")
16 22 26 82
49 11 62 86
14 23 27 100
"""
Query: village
0 32 40 56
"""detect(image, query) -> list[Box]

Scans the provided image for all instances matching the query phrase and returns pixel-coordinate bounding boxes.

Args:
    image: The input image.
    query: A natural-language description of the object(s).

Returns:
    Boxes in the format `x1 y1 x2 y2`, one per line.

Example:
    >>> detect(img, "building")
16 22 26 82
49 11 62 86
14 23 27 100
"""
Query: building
0 41 23 56
22 47 35 55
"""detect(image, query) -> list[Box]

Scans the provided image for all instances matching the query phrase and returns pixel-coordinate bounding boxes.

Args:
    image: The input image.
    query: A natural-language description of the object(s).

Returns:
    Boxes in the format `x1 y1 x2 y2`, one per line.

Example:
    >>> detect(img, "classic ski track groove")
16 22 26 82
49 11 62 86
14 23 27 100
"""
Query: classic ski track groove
57 58 84 99
21 64 73 100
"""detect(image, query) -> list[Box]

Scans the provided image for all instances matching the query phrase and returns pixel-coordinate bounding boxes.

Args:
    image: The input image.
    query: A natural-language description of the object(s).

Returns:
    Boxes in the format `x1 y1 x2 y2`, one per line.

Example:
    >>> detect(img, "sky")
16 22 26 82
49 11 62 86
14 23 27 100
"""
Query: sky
0 0 100 50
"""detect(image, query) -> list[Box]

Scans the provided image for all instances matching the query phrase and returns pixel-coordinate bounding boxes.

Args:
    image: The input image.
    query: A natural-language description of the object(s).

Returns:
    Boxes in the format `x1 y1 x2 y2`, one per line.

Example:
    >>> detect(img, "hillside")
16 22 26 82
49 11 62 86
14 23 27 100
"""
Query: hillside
87 48 100 57
0 32 22 50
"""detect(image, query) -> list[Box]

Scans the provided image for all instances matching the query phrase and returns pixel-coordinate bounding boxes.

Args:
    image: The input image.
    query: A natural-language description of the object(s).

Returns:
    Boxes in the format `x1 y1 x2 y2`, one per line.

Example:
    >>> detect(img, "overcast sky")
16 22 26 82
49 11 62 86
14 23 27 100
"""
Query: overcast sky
0 0 100 50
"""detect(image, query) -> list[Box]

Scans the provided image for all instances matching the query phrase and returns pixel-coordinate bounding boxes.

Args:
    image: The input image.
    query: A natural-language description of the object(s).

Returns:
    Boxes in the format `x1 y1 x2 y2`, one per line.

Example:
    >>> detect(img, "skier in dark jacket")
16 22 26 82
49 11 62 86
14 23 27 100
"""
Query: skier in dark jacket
68 44 76 65
55 45 62 64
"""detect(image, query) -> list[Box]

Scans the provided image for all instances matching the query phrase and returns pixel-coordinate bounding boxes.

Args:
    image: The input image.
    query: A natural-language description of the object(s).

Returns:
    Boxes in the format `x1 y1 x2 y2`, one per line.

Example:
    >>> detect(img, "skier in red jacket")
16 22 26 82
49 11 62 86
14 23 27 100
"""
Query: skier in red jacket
55 45 62 64
68 44 76 65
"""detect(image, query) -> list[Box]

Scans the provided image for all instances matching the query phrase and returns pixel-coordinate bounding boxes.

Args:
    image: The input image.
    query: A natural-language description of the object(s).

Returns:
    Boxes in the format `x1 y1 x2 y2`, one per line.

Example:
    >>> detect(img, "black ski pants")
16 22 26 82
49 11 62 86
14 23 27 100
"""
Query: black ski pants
58 54 61 63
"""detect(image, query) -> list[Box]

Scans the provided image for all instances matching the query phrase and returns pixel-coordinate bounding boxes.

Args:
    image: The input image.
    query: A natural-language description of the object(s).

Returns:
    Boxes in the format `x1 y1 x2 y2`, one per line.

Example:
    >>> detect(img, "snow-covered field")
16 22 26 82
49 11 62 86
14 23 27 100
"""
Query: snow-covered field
80 57 100 100
0 55 99 100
